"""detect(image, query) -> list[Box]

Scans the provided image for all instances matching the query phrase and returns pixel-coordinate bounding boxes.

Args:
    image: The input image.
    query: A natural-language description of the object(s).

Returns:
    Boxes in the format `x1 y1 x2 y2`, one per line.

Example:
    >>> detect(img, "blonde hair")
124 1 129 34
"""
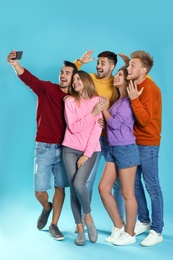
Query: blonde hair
130 50 154 73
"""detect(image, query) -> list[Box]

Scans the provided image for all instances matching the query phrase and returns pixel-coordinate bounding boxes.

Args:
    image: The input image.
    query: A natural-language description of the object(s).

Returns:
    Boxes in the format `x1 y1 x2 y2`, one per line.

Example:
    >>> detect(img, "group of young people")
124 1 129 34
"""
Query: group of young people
7 48 164 247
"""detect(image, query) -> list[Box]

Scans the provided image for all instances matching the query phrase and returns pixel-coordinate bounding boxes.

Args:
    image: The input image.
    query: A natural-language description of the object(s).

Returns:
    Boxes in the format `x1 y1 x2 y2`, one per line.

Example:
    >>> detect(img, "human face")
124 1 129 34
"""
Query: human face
72 73 84 95
96 57 114 80
113 70 126 88
59 66 74 92
127 58 145 83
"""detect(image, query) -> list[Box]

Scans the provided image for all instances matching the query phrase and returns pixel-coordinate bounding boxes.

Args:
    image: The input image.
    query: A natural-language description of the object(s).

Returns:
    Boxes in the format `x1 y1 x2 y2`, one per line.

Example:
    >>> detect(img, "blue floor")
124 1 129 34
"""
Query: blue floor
1 185 173 260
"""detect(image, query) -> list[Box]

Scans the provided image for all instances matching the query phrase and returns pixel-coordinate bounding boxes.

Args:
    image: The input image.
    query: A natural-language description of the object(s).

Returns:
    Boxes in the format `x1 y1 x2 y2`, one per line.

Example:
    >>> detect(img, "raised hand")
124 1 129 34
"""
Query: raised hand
79 50 95 64
7 50 24 75
118 53 130 66
7 50 19 66
127 80 144 100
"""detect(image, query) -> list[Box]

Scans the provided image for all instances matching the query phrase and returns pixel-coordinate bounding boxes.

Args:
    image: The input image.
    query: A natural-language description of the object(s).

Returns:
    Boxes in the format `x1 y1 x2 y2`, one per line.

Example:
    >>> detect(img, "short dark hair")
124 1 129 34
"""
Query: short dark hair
63 60 78 75
98 51 118 66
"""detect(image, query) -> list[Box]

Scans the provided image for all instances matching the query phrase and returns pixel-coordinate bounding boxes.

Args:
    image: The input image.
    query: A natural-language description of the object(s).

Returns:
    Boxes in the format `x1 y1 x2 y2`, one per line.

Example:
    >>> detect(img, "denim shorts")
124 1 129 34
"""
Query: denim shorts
106 144 140 170
34 142 69 192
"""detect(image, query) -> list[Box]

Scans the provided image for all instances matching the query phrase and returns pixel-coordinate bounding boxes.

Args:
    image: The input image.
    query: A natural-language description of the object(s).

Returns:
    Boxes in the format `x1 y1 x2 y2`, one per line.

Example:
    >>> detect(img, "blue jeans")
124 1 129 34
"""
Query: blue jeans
34 142 69 191
62 146 97 224
135 145 164 233
107 144 140 169
86 136 125 220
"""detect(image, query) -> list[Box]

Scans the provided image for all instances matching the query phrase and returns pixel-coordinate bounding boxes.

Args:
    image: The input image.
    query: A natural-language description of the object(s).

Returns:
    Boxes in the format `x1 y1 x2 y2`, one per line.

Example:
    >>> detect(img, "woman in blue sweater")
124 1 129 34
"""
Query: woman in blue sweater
99 66 140 246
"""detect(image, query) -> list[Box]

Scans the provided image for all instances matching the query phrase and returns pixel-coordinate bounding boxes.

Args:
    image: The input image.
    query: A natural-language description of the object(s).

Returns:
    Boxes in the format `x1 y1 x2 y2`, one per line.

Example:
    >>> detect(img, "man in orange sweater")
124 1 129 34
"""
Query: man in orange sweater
127 50 164 246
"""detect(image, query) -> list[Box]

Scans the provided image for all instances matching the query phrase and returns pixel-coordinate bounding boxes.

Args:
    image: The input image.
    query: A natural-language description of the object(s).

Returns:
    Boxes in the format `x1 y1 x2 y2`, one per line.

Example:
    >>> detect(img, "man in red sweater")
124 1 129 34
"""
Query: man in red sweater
127 50 164 246
7 50 77 241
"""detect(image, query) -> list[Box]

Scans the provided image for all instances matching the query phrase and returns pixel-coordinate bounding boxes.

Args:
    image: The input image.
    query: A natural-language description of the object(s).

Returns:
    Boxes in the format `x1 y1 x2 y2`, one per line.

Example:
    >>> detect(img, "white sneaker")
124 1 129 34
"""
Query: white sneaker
134 220 151 235
112 232 136 246
140 230 163 246
105 226 124 243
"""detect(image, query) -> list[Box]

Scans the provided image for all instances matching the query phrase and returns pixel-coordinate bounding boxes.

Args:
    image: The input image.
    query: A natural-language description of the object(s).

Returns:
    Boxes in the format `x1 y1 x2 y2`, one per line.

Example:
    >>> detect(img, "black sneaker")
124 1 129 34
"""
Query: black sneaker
37 202 52 230
49 224 64 240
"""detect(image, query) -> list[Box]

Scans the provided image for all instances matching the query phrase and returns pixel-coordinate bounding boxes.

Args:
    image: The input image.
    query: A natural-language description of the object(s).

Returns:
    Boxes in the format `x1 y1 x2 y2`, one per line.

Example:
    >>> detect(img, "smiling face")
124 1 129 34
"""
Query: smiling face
96 57 114 80
113 69 127 88
59 66 74 91
72 73 84 95
113 69 129 96
127 58 147 83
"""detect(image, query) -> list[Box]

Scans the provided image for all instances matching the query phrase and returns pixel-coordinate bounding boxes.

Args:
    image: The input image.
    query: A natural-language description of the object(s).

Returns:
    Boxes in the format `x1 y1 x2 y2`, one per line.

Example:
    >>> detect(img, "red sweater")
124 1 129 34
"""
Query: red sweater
130 78 162 145
19 69 66 144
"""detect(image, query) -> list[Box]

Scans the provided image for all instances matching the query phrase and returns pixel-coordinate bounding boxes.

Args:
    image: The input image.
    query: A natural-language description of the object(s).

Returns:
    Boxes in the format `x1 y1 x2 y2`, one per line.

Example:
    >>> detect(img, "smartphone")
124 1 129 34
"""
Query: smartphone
11 51 23 60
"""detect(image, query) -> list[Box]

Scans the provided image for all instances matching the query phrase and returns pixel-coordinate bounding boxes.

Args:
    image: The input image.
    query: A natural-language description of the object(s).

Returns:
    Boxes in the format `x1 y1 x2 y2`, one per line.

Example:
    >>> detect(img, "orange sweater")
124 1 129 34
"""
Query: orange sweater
130 78 162 145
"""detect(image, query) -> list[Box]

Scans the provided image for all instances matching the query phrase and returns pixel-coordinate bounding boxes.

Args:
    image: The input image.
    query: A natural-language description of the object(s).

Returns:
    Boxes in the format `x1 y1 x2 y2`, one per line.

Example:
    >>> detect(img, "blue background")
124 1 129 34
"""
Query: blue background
1 0 173 259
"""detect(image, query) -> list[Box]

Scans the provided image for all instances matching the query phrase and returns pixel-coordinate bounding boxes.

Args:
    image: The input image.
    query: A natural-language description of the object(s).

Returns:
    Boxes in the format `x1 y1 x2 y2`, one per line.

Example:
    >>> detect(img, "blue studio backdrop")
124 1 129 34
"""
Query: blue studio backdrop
0 0 173 259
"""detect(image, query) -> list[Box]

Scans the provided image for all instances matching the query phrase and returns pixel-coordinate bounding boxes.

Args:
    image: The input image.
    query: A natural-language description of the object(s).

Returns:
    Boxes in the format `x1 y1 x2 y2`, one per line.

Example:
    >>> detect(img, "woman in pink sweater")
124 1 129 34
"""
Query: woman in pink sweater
62 70 105 246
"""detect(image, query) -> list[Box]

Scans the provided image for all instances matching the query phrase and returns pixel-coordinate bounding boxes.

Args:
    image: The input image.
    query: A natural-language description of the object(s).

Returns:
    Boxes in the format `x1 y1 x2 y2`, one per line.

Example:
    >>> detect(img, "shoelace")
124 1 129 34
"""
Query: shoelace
111 229 118 237
117 232 128 241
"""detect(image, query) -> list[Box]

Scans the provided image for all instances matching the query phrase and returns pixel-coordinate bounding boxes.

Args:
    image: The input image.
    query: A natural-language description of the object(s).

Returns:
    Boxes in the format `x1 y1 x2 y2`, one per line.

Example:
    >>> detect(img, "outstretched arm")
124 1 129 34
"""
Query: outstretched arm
7 50 46 95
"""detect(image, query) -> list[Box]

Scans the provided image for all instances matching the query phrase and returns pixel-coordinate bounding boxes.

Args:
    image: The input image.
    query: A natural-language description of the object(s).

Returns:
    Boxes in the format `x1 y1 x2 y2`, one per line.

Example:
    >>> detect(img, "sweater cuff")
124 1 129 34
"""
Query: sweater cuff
83 151 91 158
130 98 139 105
73 59 83 70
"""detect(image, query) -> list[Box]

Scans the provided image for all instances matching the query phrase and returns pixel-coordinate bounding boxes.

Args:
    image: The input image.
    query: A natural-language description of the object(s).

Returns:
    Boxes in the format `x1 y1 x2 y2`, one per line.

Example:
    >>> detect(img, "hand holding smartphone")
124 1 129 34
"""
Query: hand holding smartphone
11 51 23 60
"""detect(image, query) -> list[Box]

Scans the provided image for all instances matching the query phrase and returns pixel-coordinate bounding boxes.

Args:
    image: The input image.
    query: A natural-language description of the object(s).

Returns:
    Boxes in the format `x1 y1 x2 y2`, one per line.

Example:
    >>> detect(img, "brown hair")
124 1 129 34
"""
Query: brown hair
69 70 98 103
130 50 154 73
110 66 129 105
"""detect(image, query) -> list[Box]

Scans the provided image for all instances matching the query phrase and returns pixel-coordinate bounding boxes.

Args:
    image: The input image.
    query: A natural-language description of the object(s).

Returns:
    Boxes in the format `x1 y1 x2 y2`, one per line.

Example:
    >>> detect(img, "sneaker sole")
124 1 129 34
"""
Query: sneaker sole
105 239 113 243
140 239 163 247
53 237 65 241
135 228 150 236
49 234 65 241
113 241 136 246
75 242 85 246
